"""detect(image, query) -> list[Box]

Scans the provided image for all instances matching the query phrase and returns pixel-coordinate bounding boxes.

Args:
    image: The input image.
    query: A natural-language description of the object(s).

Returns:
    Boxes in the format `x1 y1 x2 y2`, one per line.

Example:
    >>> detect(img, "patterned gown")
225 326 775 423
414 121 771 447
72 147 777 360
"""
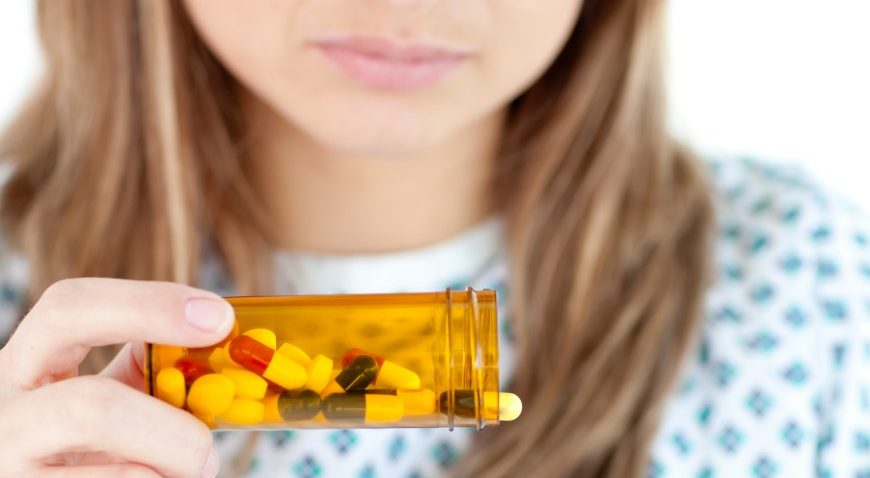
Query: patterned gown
1 158 869 477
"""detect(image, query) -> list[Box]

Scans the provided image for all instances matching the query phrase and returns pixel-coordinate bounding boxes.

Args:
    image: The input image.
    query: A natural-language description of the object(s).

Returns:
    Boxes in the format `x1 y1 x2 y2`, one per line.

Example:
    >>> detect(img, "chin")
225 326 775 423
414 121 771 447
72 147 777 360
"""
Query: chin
302 111 447 158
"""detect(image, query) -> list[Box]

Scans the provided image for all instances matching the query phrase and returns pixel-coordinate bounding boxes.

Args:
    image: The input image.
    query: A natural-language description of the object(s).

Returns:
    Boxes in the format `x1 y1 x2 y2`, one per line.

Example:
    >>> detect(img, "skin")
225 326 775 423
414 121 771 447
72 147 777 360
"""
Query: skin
185 0 583 252
0 1 582 476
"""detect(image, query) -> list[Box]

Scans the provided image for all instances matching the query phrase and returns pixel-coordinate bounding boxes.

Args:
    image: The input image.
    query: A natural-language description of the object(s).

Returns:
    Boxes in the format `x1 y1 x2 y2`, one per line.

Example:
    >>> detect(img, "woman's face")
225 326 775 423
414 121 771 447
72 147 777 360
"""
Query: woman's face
182 0 583 156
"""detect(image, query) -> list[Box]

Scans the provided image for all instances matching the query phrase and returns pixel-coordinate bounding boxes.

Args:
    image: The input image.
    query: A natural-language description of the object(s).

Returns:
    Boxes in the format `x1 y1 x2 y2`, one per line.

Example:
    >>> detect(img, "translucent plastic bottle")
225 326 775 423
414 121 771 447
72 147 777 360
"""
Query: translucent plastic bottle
144 288 521 430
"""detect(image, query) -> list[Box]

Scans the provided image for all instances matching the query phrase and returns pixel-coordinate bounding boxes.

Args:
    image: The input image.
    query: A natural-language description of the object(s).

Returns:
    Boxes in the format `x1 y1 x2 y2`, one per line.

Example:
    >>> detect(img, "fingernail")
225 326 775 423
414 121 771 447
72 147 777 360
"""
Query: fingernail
199 448 220 478
185 297 233 333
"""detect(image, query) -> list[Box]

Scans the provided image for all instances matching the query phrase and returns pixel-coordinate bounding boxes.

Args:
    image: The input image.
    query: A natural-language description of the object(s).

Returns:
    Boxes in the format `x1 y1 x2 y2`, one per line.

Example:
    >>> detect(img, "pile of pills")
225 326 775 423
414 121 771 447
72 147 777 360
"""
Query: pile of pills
154 328 521 427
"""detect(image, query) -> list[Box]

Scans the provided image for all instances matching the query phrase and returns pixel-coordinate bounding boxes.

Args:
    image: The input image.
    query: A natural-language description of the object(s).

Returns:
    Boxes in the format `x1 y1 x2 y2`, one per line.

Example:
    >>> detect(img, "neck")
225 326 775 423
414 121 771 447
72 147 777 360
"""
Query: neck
245 97 504 254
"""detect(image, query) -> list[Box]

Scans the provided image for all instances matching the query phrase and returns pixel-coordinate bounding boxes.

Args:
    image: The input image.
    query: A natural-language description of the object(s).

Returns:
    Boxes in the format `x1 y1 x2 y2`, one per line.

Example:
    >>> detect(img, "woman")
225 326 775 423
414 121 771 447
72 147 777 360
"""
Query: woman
0 0 867 477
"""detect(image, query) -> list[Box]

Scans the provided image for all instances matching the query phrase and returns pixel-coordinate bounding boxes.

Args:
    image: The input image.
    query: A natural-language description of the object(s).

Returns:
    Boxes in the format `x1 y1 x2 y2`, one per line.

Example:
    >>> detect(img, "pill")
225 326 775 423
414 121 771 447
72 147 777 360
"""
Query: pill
277 342 311 366
229 335 307 390
262 393 282 423
397 389 436 415
377 361 421 390
304 354 333 393
493 392 523 421
218 398 265 425
278 389 322 420
155 367 186 408
208 347 232 372
439 391 523 421
243 328 277 350
341 348 385 368
359 389 436 415
335 355 378 391
223 342 240 367
220 367 268 400
187 373 235 416
321 393 404 423
341 348 420 390
174 357 212 385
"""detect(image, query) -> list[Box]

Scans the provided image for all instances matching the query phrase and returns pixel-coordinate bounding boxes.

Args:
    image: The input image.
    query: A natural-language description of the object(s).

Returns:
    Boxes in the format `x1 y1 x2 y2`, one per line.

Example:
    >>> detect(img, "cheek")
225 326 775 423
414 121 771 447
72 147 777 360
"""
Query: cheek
481 1 583 105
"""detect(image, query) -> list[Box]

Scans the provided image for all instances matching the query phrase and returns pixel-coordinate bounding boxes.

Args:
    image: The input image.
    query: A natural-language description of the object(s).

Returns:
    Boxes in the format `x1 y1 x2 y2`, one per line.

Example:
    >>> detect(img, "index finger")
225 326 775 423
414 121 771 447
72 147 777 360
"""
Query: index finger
0 278 234 390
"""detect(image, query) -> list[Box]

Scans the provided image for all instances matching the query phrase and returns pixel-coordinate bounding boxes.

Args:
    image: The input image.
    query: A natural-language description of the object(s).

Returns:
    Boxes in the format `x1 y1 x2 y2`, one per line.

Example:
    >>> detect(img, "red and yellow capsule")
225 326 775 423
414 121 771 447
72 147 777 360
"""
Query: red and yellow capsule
174 357 212 386
228 335 307 390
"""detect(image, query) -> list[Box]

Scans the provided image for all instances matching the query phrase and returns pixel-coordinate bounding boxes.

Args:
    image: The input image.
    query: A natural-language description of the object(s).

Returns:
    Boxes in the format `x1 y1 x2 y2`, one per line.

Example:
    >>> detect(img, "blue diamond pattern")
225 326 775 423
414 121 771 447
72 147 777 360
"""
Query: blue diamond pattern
750 283 775 304
784 306 807 328
713 361 738 388
672 432 691 456
746 331 779 353
822 300 847 321
388 433 406 461
745 389 774 417
752 456 778 478
780 421 804 449
329 430 359 454
778 253 802 273
816 258 839 279
783 362 809 385
293 456 322 478
718 425 745 453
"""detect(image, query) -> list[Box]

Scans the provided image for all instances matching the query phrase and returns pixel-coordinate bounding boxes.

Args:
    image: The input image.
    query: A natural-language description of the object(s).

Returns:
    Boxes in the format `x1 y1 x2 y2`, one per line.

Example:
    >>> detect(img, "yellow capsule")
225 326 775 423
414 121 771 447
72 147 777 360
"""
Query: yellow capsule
377 361 421 390
361 394 405 422
277 342 311 366
207 347 232 372
218 398 265 425
487 392 522 421
155 367 186 408
304 355 333 393
243 328 277 350
321 393 404 423
397 389 436 415
187 373 235 416
441 390 523 421
263 351 307 390
220 368 268 400
262 393 283 423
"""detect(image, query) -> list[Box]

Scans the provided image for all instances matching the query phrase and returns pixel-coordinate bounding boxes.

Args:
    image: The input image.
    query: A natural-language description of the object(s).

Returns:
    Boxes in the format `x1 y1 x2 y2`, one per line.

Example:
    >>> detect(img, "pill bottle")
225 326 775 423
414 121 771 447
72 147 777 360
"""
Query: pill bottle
144 288 521 430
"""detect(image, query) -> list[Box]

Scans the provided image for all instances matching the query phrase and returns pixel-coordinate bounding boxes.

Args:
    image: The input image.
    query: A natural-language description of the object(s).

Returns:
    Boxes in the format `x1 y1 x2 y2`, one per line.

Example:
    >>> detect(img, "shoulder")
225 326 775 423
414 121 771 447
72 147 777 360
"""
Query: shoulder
704 156 869 331
649 157 870 475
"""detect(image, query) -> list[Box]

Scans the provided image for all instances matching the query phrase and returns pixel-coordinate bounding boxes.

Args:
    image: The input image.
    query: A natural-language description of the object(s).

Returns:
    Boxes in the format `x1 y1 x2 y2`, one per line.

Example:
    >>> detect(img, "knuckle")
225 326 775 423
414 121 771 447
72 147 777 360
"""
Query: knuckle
41 278 82 303
33 278 85 324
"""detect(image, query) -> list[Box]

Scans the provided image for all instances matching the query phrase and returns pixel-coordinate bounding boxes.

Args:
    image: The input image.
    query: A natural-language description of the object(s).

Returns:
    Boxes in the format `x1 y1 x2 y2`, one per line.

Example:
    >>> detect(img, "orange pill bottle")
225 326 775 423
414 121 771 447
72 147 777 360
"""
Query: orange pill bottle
144 288 520 430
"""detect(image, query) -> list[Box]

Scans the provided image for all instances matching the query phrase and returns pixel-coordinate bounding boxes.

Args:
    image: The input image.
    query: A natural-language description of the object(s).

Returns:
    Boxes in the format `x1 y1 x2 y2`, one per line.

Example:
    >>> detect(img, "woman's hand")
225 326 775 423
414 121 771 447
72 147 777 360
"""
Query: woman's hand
0 278 235 478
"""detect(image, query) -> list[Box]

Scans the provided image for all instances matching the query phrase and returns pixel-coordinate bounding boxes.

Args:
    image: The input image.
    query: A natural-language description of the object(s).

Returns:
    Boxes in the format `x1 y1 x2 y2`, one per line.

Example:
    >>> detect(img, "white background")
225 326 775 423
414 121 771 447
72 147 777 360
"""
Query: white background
1 1 869 206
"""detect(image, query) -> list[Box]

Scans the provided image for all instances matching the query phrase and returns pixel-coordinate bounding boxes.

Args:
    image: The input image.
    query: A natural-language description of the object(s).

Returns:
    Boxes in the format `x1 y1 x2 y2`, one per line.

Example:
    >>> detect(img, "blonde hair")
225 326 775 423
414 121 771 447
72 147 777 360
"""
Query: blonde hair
1 0 712 477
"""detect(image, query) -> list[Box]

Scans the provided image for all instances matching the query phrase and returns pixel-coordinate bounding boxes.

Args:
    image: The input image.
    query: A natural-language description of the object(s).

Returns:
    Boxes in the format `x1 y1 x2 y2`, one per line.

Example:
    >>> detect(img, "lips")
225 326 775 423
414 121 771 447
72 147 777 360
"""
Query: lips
312 36 472 91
